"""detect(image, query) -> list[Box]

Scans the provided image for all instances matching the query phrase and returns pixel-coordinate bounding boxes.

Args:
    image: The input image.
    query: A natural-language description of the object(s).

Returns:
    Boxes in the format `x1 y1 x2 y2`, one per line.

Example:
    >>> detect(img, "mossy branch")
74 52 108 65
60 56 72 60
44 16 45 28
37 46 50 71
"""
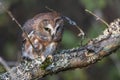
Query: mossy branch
1 19 120 80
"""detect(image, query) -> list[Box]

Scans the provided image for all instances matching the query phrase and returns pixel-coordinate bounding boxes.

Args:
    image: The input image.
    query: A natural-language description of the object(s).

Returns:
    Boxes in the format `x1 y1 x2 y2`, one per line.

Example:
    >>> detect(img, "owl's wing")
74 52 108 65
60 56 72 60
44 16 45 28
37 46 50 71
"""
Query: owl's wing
23 19 35 33
22 19 35 42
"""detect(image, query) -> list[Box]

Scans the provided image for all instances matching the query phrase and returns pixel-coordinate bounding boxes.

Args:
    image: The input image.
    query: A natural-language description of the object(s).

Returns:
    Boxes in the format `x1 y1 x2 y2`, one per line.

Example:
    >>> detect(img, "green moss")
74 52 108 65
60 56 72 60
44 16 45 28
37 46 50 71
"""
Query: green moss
0 64 6 74
40 58 52 70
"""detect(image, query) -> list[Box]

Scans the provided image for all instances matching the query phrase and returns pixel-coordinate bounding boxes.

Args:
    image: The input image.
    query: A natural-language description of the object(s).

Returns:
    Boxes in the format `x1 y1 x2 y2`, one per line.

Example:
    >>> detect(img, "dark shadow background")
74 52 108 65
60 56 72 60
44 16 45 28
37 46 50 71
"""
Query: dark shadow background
0 0 120 80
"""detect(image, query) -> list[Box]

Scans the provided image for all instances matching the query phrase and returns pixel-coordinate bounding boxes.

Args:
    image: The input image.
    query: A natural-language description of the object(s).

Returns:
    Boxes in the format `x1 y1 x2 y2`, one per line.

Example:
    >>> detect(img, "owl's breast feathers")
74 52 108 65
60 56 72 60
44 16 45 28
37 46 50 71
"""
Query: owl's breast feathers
31 32 58 50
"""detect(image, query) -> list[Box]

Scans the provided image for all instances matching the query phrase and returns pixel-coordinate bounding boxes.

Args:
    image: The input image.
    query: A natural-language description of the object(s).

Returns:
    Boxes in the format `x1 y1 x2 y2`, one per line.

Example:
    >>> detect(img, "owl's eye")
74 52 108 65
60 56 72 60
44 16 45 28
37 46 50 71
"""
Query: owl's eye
44 27 51 33
44 27 49 31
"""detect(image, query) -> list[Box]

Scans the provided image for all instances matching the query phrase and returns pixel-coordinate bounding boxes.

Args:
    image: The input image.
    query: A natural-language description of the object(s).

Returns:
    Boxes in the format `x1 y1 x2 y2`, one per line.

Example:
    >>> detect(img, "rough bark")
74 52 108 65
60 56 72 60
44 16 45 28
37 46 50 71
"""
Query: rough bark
0 19 120 80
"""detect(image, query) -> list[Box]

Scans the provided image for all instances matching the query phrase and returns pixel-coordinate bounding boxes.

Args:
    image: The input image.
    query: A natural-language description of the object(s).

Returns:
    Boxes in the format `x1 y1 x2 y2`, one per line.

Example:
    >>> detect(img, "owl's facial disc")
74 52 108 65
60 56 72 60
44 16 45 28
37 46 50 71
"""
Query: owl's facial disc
44 24 55 35
44 24 61 40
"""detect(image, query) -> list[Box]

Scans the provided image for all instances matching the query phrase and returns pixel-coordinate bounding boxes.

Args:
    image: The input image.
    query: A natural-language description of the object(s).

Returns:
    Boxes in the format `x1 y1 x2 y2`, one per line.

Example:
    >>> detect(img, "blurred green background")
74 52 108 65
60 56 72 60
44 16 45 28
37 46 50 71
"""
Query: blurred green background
0 0 120 80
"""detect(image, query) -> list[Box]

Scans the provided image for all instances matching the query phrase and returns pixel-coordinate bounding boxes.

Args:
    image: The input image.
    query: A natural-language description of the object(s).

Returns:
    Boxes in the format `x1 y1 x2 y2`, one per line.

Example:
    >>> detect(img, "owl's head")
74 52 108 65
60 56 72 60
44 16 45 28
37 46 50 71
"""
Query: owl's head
23 12 64 42
35 12 64 41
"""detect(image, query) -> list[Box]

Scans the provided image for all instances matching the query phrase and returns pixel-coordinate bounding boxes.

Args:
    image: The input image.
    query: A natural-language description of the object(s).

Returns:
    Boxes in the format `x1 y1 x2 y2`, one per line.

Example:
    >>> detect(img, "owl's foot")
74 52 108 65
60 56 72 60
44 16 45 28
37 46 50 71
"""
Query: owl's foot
40 55 53 63
47 55 53 62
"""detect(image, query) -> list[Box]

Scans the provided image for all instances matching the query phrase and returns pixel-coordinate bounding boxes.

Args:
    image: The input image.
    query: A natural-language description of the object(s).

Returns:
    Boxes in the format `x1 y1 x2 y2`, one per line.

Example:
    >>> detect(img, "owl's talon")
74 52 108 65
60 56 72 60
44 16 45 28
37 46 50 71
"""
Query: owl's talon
47 55 53 62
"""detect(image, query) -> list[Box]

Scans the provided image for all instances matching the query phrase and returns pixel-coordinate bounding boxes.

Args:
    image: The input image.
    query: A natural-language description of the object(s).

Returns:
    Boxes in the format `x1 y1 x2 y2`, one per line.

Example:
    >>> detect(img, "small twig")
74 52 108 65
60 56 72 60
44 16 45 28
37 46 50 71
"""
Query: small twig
45 6 55 12
1 0 37 53
6 11 36 52
63 16 85 36
0 0 36 53
63 16 85 45
85 9 109 27
75 25 85 46
6 61 18 66
76 25 85 37
0 57 10 71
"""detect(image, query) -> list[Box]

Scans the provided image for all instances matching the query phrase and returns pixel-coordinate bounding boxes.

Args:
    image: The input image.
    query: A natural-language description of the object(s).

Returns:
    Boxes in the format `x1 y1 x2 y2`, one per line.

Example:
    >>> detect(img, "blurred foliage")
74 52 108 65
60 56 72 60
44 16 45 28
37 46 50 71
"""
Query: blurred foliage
88 23 106 38
108 68 120 80
80 0 107 10
46 69 87 80
0 0 120 80
0 14 8 26
62 30 80 49
0 64 6 74
3 42 17 60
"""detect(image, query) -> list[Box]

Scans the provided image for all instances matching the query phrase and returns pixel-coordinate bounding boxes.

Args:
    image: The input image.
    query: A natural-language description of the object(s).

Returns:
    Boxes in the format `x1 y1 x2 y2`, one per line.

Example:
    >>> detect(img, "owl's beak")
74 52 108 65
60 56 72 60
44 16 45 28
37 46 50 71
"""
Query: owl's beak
51 26 57 39
51 32 56 39
51 28 58 41
51 23 62 41
51 30 56 36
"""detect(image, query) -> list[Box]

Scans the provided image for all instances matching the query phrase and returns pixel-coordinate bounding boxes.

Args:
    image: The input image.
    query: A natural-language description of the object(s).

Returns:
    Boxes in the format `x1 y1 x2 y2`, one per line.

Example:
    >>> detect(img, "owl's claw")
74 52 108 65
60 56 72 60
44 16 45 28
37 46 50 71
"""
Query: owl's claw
40 55 53 63
47 55 53 62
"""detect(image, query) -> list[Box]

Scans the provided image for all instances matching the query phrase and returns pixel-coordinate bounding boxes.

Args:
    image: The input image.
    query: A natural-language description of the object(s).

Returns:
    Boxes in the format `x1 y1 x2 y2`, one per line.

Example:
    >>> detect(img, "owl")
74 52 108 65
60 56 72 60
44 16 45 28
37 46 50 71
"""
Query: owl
22 12 64 61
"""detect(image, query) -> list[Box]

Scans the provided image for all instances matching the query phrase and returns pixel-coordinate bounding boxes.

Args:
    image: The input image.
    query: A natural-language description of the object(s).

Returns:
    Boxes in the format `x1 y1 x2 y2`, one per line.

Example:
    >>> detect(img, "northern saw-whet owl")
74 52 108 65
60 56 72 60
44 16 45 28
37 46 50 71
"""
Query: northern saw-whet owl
22 12 64 61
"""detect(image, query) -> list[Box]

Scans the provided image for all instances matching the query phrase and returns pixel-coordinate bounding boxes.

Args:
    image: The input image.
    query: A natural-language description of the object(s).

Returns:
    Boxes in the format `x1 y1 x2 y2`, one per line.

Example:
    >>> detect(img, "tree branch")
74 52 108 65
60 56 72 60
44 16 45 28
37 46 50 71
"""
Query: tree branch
1 19 120 80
